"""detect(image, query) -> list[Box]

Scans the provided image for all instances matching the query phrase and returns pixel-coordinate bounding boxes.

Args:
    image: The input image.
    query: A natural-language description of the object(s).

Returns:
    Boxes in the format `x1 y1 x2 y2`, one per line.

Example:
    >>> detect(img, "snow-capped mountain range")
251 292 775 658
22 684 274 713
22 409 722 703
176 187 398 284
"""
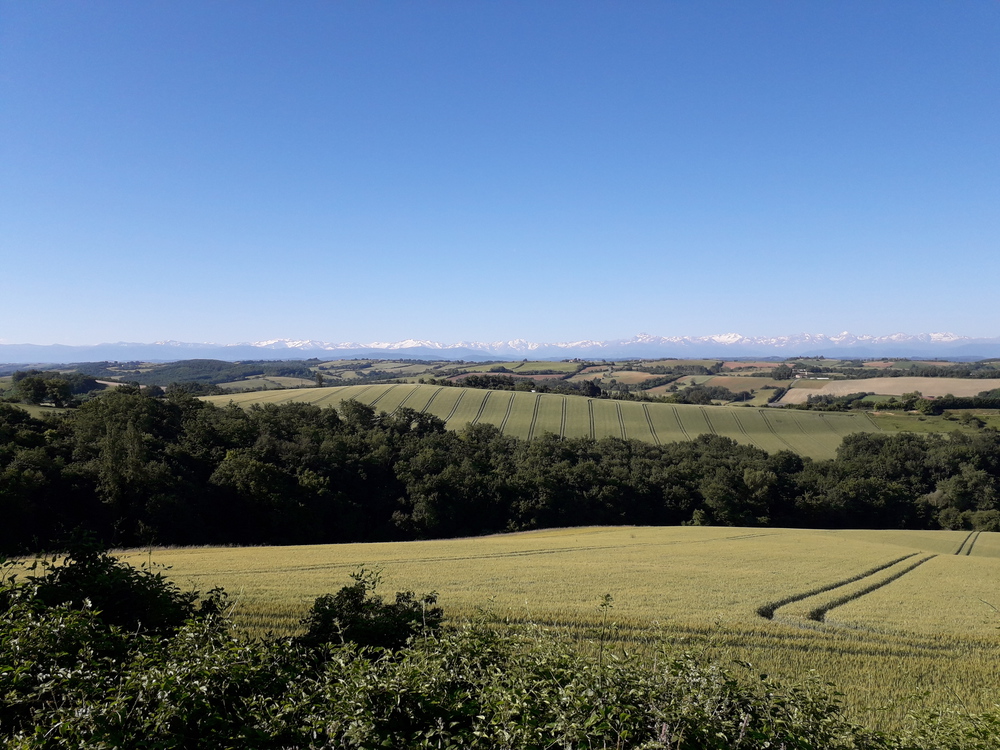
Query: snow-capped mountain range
3 332 1000 364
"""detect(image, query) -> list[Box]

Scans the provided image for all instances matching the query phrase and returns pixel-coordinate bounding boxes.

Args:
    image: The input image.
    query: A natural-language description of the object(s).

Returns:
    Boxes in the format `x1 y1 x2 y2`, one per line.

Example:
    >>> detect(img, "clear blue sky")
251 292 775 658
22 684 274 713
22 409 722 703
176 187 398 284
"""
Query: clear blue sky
2 2 998 345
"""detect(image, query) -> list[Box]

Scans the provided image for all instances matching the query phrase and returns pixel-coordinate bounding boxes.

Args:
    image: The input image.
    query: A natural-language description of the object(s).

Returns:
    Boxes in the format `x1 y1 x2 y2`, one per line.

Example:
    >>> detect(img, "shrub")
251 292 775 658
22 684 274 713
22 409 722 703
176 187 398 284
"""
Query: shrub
2 541 223 637
297 568 443 650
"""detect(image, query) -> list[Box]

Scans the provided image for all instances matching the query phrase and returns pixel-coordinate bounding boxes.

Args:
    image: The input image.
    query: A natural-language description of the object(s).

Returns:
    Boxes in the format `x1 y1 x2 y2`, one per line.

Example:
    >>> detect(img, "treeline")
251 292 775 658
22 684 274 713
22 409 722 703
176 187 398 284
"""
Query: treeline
9 370 107 407
424 374 604 397
801 363 1000 379
794 391 1000 414
661 384 752 405
122 358 318 386
3 391 1000 553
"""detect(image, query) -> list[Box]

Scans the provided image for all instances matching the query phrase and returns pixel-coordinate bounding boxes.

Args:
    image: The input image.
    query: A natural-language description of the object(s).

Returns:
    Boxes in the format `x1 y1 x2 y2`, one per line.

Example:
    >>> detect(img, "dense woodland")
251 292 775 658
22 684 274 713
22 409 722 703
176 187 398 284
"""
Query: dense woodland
2 389 1000 554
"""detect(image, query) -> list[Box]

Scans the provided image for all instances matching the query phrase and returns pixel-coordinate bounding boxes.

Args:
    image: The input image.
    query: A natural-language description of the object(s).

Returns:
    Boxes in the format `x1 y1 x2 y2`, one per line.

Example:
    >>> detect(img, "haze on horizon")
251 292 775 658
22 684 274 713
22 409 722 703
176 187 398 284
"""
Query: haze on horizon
2 2 998 347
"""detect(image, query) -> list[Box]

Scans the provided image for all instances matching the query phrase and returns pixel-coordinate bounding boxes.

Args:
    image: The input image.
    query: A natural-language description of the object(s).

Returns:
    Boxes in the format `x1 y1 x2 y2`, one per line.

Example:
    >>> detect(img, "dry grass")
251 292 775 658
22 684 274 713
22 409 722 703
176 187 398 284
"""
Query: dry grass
699 375 783 391
721 361 784 370
779 377 1000 404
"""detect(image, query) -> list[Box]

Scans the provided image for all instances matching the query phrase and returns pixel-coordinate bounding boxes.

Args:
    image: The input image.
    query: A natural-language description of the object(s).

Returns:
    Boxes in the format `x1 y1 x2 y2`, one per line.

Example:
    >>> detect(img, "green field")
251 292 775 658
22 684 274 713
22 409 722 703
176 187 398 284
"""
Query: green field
119 526 1000 729
454 360 581 374
871 410 1000 433
4 403 71 418
217 375 316 391
203 384 883 459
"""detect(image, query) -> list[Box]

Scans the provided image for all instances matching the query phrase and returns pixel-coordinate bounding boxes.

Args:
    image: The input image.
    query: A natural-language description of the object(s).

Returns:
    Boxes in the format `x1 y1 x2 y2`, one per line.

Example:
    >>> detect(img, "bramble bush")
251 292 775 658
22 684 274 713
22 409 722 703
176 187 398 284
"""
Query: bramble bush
297 567 443 651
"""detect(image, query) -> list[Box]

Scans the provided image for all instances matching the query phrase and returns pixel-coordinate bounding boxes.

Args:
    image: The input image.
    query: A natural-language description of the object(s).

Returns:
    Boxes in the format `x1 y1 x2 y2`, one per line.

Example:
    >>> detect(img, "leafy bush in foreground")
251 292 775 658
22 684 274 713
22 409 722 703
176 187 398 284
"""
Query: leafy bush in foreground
297 567 443 651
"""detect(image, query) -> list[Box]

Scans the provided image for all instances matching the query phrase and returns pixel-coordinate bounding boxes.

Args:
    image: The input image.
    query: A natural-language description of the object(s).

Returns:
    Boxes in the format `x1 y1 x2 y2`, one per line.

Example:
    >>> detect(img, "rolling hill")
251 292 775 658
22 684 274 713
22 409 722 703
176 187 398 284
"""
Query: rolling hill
204 384 883 459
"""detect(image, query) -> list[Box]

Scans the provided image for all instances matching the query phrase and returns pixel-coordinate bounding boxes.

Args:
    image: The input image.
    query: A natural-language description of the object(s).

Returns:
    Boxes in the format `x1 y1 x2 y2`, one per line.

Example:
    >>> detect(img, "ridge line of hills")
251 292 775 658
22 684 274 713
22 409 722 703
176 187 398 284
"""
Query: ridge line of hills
5 331 1000 364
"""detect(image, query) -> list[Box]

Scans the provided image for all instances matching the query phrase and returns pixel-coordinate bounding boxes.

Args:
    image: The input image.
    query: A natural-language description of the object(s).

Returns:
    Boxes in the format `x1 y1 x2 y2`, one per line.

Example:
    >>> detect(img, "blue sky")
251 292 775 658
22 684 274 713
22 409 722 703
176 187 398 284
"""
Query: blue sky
2 2 998 345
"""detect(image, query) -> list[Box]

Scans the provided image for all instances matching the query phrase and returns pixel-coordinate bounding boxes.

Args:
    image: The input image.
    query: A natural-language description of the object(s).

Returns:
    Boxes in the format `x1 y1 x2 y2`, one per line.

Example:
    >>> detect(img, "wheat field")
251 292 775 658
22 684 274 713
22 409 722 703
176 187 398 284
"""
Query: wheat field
118 526 1000 729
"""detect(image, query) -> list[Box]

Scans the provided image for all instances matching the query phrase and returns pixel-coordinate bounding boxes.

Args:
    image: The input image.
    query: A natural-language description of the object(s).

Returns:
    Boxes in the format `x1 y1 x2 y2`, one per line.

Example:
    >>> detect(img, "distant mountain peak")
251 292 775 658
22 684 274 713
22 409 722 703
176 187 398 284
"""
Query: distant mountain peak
3 331 999 365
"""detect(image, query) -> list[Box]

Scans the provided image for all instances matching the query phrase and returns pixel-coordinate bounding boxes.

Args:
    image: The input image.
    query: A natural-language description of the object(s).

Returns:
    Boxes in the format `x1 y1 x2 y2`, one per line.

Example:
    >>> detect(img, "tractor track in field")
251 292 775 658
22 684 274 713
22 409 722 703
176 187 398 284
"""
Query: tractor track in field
615 402 628 440
863 411 885 431
791 414 821 443
471 391 492 425
498 392 516 434
817 412 847 437
641 404 660 445
730 410 763 452
417 386 445 416
526 394 542 441
390 385 419 414
587 400 596 439
789 412 838 455
756 553 919 620
758 409 798 452
966 531 982 555
367 384 398 407
808 555 936 622
559 397 568 438
671 407 692 441
442 389 468 424
956 530 982 556
955 530 976 555
342 385 375 402
299 388 341 405
699 407 718 435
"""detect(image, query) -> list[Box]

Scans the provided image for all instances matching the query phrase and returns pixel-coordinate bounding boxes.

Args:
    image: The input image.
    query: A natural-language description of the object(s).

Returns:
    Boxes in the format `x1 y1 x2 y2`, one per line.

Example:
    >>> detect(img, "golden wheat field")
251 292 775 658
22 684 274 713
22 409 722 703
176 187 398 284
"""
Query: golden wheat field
119 526 1000 729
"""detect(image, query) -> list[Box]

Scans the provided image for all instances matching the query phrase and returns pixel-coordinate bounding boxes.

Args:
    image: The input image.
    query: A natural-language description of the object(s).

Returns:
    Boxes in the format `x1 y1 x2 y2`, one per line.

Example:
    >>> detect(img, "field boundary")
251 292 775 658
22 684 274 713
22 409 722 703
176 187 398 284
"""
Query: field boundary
756 553 919 619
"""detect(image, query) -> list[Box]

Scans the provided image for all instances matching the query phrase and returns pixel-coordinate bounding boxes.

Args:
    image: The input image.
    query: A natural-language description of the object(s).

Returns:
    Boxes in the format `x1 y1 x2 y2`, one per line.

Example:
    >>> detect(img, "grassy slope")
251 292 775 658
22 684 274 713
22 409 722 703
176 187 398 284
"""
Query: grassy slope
119 526 1000 730
203 384 882 459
